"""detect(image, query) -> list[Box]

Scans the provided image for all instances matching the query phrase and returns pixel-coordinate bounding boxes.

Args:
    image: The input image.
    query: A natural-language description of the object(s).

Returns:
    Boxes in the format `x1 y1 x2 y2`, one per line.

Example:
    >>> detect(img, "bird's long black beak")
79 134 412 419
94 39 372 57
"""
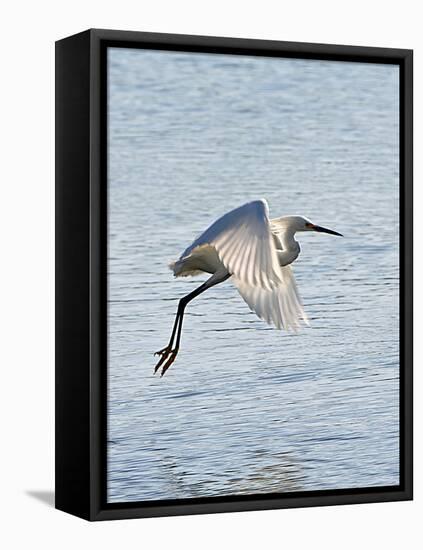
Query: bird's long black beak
312 224 343 237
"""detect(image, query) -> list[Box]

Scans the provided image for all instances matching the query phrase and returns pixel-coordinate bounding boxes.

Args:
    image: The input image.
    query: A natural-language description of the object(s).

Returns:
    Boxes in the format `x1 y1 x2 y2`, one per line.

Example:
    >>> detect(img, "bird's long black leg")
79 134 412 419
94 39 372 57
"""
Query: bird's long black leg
154 309 181 362
153 303 184 374
154 281 210 376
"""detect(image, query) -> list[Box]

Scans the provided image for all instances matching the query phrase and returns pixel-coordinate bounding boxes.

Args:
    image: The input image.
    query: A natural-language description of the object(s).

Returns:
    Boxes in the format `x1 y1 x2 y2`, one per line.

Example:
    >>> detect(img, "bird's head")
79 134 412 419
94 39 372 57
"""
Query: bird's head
276 216 343 237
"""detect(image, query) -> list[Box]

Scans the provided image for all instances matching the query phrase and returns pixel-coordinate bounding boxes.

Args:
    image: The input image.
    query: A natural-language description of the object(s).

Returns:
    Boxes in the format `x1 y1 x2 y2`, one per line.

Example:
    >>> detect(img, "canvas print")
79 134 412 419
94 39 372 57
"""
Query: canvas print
107 47 399 503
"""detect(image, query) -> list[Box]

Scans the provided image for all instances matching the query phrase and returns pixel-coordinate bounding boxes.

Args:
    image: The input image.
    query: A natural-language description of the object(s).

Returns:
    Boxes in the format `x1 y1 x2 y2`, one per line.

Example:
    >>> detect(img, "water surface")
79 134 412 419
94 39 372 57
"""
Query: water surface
107 49 399 503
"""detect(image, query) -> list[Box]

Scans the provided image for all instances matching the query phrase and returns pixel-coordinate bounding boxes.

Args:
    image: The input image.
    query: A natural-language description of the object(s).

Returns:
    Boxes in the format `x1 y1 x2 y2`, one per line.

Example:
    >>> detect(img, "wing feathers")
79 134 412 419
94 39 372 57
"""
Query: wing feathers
233 265 309 331
179 200 282 290
174 199 308 331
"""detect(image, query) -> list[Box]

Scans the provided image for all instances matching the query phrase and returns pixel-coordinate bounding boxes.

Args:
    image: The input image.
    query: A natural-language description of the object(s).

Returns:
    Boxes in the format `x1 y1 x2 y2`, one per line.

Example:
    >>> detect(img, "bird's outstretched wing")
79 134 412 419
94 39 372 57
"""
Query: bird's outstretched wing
233 265 309 331
179 199 282 289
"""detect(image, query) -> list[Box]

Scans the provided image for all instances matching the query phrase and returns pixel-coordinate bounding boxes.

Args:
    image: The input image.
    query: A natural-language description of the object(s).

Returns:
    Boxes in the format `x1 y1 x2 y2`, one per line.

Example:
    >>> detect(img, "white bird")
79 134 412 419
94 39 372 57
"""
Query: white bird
154 199 342 376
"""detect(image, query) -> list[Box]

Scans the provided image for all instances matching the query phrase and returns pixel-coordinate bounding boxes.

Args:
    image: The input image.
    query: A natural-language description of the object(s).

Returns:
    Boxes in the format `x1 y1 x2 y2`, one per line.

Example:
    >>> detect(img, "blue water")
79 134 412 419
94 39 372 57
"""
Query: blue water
107 48 400 503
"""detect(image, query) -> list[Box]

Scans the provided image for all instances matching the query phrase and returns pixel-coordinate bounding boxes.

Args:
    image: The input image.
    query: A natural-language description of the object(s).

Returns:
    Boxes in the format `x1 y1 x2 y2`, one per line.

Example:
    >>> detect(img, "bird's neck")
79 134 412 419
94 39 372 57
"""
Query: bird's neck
279 228 298 251
270 219 301 266
278 230 300 267
271 218 299 250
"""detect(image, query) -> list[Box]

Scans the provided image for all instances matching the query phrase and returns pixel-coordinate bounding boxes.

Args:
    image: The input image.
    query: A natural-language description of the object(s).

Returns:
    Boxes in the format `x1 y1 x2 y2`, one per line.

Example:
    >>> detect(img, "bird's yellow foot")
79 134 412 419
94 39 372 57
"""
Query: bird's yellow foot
153 346 179 376
154 347 170 357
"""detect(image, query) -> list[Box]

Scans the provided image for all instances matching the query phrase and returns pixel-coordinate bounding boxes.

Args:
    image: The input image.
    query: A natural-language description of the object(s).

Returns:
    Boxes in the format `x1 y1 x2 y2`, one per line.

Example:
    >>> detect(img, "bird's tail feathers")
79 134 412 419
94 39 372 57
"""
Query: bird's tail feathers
168 259 203 278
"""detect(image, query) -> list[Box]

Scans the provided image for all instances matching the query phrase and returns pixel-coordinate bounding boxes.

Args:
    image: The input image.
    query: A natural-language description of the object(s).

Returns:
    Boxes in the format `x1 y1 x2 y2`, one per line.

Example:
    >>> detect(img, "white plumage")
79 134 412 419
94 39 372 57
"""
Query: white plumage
171 198 308 330
155 198 342 376
173 200 282 290
233 265 306 331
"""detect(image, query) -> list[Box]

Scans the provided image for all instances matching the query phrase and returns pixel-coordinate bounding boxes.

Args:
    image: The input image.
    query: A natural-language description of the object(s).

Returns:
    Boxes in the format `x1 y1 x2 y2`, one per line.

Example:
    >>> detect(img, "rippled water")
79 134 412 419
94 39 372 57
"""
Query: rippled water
107 48 399 503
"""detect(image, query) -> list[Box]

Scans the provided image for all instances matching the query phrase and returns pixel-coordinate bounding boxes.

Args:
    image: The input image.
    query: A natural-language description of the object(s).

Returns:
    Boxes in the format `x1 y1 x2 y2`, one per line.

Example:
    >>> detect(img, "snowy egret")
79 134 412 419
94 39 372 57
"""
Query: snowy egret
154 199 342 376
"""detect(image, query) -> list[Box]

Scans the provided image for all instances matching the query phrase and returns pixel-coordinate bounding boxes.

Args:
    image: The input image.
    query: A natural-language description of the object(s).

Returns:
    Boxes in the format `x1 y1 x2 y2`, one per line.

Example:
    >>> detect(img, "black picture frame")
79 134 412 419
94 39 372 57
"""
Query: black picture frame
55 28 413 521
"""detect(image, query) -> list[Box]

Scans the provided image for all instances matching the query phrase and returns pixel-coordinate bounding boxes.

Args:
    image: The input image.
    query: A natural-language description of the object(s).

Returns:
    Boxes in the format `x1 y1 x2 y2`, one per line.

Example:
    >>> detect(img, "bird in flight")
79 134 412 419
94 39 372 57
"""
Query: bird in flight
154 199 342 376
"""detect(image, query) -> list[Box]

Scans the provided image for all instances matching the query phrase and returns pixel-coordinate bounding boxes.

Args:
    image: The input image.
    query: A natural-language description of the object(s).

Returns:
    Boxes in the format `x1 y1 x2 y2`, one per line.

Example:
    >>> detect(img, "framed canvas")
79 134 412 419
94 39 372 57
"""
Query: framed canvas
55 29 413 521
